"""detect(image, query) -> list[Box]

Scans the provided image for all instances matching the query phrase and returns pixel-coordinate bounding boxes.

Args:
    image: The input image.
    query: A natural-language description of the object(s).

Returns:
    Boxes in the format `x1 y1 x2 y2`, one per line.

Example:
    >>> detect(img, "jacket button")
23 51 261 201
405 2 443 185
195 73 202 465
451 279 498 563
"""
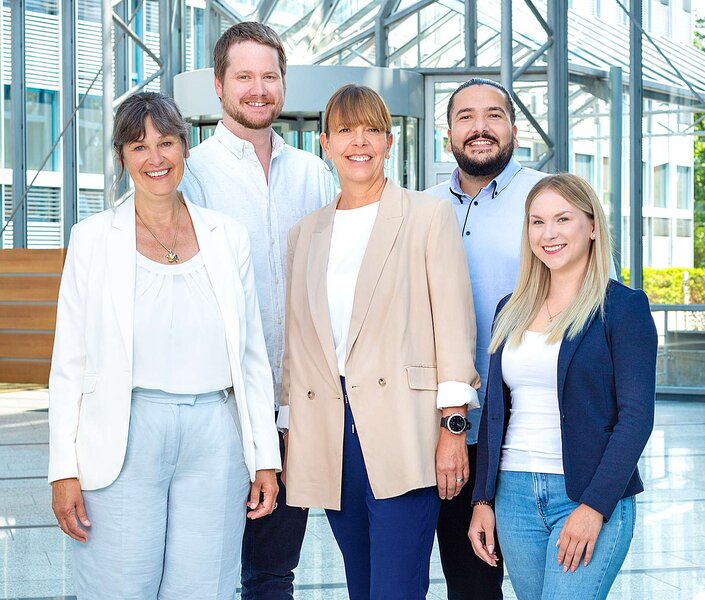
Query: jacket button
307 390 315 399
378 378 386 387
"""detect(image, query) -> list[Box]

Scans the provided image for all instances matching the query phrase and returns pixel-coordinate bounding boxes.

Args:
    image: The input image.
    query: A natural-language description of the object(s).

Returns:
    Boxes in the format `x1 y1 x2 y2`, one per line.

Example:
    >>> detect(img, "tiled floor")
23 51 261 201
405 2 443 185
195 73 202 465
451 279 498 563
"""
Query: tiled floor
2 387 704 599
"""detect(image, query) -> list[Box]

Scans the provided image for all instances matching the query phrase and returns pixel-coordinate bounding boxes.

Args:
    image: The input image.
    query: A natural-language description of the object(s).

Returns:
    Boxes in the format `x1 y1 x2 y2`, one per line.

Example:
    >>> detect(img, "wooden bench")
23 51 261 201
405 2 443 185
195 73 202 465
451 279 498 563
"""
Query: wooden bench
0 249 66 384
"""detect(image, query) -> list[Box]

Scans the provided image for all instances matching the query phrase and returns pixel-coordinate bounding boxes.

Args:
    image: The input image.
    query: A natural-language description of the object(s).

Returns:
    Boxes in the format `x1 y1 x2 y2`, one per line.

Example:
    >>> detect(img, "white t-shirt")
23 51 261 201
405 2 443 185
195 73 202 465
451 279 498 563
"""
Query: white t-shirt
326 202 380 377
500 330 564 474
132 252 232 394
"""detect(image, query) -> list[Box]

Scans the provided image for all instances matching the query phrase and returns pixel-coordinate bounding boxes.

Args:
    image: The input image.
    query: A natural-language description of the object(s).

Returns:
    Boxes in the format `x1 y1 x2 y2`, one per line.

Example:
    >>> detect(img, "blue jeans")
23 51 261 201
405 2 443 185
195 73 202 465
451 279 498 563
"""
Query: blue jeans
494 471 635 600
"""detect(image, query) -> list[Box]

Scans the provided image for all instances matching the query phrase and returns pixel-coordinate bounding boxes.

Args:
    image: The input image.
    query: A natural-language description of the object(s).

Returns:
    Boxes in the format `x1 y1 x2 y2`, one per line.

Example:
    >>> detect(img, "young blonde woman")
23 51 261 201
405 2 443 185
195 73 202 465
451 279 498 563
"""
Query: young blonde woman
469 174 656 600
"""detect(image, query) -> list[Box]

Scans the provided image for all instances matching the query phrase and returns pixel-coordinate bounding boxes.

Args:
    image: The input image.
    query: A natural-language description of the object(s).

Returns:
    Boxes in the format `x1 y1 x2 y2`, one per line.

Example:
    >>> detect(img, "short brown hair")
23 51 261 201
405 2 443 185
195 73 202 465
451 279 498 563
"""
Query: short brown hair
213 22 287 83
323 84 392 136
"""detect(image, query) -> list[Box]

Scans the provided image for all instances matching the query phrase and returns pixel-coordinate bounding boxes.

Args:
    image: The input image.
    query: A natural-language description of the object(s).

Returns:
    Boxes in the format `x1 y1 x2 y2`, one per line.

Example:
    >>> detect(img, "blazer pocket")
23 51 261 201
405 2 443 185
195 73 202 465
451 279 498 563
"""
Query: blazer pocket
406 366 438 391
81 373 98 394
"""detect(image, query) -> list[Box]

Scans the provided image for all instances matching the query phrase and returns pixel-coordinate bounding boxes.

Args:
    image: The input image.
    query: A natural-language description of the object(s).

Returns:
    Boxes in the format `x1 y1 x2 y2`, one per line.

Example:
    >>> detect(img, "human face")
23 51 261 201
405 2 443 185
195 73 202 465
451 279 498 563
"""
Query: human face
447 85 517 178
320 123 392 188
215 40 285 131
528 189 595 277
122 116 186 202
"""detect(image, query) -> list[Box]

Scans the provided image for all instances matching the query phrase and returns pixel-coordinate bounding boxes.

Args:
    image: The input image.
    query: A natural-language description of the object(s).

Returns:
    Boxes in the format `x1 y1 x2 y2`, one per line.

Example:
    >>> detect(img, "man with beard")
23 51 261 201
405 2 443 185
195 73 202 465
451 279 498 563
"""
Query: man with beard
426 78 545 600
180 22 336 600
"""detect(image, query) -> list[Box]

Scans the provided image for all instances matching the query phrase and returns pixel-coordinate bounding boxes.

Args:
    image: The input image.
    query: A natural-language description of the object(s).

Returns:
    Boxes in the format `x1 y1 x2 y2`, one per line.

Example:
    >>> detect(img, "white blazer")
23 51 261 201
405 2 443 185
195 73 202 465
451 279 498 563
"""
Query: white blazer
48 195 281 490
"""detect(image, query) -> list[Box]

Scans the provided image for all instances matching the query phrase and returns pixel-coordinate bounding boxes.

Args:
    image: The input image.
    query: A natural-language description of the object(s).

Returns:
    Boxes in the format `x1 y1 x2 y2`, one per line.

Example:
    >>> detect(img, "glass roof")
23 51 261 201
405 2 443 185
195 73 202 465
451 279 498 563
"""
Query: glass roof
213 0 705 104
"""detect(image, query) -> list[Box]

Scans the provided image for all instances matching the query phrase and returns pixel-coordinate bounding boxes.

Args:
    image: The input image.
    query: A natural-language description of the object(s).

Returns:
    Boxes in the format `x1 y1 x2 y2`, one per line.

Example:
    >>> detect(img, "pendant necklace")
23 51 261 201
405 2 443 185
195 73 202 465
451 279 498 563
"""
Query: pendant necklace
545 299 564 323
136 199 182 263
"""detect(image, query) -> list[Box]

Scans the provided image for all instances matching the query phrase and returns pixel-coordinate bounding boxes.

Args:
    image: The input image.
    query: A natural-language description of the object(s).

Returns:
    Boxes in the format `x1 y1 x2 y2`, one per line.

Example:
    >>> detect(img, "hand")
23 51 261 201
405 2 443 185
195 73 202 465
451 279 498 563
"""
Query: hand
246 469 279 519
435 429 469 499
468 504 499 567
557 503 604 572
51 478 90 543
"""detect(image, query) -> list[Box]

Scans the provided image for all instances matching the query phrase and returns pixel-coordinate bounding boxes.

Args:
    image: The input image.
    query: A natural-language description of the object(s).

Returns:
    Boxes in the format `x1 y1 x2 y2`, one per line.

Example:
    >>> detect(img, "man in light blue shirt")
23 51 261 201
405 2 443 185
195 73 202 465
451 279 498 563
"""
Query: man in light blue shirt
426 78 545 600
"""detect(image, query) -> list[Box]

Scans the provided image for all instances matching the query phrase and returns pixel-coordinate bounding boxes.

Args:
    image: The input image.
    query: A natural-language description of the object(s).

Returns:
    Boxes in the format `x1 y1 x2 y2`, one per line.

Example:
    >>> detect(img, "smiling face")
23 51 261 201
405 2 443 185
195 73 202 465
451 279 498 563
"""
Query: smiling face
320 123 392 188
527 189 595 277
215 40 285 132
447 84 517 178
121 116 186 203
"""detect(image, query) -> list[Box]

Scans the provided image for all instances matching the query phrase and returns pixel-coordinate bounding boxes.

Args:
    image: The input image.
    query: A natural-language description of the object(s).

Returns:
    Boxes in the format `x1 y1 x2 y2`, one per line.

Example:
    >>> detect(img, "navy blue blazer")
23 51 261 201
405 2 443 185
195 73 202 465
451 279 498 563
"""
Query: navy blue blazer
472 280 657 520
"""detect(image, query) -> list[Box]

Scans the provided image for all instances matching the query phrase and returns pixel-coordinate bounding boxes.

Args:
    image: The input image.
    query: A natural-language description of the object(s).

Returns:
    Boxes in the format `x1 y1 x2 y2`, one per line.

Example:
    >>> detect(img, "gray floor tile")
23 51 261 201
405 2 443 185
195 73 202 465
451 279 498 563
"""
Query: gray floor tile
3 391 705 600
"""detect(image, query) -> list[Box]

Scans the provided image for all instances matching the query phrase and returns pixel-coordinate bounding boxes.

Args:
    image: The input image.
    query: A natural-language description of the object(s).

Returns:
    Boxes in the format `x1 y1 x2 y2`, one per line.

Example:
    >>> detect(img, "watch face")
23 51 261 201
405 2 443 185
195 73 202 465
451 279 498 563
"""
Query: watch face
448 414 467 434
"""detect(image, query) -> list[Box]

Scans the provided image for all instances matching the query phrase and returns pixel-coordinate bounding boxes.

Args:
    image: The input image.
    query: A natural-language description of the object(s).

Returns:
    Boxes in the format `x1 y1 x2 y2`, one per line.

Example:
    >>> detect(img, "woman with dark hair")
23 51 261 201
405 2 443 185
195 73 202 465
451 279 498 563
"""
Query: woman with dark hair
48 91 280 599
469 174 656 599
279 84 481 599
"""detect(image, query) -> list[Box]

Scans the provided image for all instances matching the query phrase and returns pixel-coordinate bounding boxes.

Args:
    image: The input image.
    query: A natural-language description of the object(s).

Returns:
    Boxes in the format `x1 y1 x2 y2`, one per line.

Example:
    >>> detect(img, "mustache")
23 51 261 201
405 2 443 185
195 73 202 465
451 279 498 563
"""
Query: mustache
463 133 499 146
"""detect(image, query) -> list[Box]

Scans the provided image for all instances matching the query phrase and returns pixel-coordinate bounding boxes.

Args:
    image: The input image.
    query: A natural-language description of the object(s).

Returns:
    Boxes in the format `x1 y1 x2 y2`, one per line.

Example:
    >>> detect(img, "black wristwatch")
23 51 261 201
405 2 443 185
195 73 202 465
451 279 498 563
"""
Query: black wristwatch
440 413 472 434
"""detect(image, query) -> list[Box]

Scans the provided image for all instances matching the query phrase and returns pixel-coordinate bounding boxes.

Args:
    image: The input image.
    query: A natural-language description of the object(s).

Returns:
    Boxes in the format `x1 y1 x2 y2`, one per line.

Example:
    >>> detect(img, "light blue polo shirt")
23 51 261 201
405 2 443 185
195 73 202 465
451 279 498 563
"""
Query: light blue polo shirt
426 158 546 444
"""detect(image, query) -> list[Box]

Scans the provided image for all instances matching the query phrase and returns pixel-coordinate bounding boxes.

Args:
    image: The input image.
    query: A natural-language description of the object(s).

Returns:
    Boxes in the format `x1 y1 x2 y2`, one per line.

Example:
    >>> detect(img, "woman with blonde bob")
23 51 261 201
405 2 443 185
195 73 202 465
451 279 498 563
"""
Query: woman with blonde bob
469 173 656 600
279 84 481 599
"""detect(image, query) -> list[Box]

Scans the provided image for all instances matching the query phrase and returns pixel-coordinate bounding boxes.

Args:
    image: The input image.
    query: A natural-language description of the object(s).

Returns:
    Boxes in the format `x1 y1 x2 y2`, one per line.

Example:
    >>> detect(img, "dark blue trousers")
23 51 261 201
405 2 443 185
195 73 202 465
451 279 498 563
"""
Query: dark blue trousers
325 379 440 600
240 429 309 600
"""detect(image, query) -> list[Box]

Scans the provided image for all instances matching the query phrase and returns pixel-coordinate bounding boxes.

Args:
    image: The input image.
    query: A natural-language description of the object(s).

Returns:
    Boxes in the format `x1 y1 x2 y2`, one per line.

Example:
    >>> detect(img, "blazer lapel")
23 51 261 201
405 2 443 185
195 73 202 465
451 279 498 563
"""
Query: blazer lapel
306 202 340 383
556 315 596 408
345 179 403 361
187 201 241 361
108 196 136 371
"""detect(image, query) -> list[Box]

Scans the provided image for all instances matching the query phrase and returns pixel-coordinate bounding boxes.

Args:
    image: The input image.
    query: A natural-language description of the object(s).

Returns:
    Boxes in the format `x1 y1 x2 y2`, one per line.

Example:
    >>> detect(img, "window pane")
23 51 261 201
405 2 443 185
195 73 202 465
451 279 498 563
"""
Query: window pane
78 95 104 174
653 217 670 237
575 153 594 185
653 164 669 208
676 166 692 210
676 219 692 237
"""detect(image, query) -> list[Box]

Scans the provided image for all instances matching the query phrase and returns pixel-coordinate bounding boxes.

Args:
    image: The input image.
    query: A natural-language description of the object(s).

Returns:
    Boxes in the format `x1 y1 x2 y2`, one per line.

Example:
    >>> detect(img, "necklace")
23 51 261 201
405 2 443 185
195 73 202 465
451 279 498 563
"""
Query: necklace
545 299 564 323
136 199 182 263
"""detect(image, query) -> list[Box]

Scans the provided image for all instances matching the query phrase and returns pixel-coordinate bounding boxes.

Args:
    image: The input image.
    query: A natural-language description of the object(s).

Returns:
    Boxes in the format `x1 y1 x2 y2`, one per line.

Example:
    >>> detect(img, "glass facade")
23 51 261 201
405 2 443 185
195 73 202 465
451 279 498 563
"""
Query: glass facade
1 0 704 395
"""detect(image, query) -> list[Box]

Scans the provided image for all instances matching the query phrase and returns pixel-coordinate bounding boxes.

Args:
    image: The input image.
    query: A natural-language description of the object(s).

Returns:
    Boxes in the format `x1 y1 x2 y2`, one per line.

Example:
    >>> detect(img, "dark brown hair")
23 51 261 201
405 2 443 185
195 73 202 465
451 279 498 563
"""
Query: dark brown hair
446 78 516 126
111 92 190 202
214 22 287 84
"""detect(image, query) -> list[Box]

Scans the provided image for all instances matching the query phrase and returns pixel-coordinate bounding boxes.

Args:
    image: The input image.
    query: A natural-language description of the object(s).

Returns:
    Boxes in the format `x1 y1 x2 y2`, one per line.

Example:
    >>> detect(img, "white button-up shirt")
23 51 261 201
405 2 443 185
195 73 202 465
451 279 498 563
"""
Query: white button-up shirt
181 122 336 408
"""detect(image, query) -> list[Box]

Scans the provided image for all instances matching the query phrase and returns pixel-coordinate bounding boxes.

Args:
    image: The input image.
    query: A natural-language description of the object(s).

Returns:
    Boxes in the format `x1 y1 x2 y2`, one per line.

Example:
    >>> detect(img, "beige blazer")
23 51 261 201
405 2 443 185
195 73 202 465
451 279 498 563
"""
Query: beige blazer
282 179 481 509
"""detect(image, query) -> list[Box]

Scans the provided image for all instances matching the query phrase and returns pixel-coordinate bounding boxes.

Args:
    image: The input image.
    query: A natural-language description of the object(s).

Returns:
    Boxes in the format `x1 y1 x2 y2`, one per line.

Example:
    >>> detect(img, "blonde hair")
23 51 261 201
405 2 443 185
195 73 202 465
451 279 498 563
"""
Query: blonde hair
488 174 613 352
322 84 392 136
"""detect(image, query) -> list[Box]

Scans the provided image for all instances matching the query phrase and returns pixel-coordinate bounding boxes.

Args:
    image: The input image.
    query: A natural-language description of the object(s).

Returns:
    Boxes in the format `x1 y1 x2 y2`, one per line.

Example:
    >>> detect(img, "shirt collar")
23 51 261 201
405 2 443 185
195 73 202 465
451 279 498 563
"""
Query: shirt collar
213 121 287 160
449 157 523 202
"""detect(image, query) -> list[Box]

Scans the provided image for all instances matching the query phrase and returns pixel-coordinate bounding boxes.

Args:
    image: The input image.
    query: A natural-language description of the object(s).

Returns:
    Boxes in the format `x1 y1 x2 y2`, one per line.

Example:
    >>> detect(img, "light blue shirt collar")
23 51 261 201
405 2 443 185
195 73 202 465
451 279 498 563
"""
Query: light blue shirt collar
448 157 523 202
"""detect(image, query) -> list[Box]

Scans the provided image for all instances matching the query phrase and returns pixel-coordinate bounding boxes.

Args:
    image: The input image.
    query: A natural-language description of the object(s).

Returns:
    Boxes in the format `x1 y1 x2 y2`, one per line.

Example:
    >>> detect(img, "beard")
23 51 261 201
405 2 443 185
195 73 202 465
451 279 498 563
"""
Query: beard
451 133 515 178
221 93 284 130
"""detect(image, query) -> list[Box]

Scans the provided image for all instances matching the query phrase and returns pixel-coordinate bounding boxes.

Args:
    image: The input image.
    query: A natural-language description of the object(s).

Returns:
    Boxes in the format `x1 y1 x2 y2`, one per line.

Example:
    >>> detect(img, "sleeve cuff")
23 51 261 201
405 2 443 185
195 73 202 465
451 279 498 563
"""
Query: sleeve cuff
437 381 480 410
276 405 290 430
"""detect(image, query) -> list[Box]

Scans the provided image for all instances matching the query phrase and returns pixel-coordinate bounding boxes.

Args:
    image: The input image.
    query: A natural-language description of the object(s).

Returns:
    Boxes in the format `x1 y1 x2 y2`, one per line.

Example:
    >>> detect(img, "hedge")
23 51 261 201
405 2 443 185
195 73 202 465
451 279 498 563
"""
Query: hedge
621 268 705 304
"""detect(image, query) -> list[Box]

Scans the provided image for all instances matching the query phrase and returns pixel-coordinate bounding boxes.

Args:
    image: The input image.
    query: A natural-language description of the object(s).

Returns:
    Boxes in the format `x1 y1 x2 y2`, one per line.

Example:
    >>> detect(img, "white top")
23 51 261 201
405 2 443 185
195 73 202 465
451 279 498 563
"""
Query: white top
180 122 337 407
132 252 232 394
499 330 563 474
327 202 380 376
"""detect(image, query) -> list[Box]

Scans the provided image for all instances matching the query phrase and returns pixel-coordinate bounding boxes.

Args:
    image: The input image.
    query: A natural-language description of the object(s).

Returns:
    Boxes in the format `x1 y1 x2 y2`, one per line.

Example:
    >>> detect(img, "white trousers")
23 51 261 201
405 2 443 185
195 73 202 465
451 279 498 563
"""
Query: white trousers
73 388 251 600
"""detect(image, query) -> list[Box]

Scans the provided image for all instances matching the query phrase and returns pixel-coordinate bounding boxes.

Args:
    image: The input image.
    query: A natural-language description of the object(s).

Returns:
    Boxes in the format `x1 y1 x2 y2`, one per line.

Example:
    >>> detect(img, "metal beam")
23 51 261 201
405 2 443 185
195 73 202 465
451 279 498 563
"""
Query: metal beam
547 0 568 172
375 0 396 67
609 66 623 274
629 0 643 289
103 0 115 206
255 0 279 23
62 0 78 243
500 0 513 95
464 0 476 68
11 0 27 247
